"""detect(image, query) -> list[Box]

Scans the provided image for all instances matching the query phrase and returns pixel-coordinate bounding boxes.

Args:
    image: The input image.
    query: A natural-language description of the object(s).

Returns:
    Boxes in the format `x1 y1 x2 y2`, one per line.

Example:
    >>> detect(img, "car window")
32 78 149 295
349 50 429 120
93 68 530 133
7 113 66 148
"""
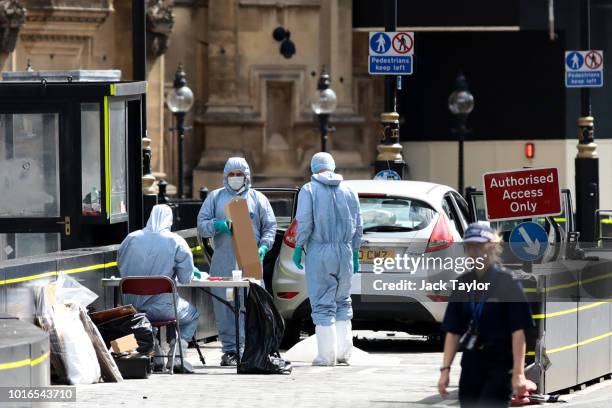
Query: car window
470 193 487 222
442 195 463 235
359 196 436 231
450 192 469 232
255 189 297 229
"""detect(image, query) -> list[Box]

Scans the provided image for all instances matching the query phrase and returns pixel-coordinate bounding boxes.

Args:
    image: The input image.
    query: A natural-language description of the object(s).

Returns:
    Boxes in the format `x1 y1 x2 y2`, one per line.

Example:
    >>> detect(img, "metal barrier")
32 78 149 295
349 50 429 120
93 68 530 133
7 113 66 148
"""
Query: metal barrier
0 315 50 387
0 229 216 341
528 252 612 393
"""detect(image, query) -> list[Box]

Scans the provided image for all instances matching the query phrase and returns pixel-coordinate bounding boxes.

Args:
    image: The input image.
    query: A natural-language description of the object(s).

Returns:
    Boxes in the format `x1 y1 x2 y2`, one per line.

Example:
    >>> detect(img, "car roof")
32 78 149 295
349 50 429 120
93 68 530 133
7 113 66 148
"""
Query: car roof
343 180 455 205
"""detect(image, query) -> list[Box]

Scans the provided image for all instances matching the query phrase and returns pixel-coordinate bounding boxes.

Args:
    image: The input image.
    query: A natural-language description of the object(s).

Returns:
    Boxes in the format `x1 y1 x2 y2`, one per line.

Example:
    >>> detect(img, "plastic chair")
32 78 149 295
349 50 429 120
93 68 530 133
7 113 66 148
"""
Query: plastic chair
119 276 185 374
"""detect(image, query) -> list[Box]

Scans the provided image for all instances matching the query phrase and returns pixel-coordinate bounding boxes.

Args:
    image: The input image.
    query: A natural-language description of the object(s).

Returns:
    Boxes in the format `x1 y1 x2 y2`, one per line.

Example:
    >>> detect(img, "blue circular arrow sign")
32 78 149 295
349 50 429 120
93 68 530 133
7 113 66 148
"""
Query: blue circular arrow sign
509 222 549 262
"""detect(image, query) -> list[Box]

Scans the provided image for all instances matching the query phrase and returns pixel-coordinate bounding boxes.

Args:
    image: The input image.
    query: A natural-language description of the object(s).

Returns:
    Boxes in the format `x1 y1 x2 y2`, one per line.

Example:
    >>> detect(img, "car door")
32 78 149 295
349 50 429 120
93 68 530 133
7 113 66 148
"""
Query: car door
449 192 470 236
441 193 464 240
198 187 300 290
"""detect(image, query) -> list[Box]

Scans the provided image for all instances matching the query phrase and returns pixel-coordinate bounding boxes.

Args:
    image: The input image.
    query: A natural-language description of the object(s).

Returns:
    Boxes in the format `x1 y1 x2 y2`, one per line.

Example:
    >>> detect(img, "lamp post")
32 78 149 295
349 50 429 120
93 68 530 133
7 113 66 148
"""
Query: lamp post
374 0 405 180
311 69 337 152
575 0 599 243
166 64 194 199
448 73 474 196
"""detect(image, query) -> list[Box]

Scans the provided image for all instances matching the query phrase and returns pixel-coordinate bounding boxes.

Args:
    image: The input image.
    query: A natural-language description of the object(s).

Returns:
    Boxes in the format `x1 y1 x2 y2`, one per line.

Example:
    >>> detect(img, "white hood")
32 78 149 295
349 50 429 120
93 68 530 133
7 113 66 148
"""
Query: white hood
145 204 173 233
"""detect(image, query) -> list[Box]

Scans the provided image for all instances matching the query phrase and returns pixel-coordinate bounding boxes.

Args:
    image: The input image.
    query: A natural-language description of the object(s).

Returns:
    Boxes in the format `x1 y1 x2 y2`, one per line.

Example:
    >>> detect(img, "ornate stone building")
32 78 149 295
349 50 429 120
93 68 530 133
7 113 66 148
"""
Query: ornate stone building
167 0 377 195
0 0 380 197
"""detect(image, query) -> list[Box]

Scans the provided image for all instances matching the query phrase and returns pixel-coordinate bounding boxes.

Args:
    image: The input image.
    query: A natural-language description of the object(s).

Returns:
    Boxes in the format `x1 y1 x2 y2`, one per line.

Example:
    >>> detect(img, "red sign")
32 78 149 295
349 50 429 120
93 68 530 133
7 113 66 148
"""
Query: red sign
483 167 561 221
392 32 414 54
585 50 603 69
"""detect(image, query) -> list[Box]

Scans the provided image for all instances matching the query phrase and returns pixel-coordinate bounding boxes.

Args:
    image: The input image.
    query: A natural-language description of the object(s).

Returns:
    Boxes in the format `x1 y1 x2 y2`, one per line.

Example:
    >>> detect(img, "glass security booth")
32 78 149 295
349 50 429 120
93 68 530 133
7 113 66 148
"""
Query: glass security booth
0 71 146 260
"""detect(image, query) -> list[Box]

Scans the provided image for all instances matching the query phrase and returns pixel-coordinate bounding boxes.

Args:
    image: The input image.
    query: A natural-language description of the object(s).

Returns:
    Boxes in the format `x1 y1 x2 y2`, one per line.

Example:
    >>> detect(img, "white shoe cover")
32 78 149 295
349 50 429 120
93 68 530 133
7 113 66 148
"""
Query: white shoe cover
336 320 353 364
312 325 337 366
167 339 193 372
153 338 165 367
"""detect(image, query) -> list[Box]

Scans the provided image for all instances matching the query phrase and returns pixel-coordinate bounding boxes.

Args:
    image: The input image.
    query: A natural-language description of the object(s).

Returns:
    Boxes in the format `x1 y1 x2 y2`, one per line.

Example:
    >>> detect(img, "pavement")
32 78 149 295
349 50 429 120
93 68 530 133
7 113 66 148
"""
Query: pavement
14 332 612 408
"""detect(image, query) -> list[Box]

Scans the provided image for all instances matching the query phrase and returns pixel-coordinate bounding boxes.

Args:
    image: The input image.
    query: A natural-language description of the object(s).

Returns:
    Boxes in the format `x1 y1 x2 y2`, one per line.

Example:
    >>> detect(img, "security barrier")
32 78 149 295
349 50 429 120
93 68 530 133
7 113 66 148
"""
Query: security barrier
0 316 50 387
527 251 612 393
0 229 216 341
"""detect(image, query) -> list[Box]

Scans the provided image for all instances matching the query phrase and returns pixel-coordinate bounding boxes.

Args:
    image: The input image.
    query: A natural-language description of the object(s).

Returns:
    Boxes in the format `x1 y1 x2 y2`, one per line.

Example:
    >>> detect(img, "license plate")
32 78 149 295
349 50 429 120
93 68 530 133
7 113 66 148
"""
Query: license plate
358 248 396 264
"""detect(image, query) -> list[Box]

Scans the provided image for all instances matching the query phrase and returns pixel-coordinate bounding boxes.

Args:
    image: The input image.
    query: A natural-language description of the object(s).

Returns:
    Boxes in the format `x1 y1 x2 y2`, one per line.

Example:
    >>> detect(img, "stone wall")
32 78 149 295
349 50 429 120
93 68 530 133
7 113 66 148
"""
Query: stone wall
178 0 370 195
0 0 379 198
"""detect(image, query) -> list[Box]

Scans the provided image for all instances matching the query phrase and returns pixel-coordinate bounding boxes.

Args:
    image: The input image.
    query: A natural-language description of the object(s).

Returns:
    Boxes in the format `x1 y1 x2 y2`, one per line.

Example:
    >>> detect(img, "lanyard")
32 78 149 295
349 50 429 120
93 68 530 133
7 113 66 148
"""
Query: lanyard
470 299 486 328
469 266 498 329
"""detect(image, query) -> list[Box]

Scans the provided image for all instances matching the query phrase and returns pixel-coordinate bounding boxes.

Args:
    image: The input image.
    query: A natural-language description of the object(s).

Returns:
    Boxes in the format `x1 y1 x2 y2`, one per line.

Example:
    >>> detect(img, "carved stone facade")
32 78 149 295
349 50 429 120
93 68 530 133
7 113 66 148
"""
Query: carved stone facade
16 0 113 70
0 1 26 69
0 0 380 197
146 0 173 60
180 0 372 195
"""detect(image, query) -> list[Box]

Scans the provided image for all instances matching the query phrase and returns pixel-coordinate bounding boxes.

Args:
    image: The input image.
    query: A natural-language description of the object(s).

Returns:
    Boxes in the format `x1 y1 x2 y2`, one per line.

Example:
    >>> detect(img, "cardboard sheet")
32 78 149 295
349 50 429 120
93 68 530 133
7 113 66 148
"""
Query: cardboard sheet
224 197 262 279
110 334 139 353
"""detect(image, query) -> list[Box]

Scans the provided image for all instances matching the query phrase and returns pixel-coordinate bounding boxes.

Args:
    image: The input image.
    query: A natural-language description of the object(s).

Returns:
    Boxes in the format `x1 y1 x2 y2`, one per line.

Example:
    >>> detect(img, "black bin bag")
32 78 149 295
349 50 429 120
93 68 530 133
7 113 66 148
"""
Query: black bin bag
238 282 292 374
97 312 154 355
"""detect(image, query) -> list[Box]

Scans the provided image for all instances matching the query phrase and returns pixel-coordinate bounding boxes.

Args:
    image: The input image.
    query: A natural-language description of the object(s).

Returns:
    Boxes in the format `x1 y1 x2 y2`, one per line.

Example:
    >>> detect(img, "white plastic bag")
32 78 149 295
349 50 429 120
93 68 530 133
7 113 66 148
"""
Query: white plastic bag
53 303 101 384
35 275 101 384
54 273 98 309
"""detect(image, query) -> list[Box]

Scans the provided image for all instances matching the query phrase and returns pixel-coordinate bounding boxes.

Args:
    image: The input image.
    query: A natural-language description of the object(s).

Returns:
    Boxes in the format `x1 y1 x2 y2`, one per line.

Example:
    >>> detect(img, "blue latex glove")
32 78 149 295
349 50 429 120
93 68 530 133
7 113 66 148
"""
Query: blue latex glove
353 250 360 273
213 219 232 235
292 245 304 270
193 268 202 279
258 245 269 262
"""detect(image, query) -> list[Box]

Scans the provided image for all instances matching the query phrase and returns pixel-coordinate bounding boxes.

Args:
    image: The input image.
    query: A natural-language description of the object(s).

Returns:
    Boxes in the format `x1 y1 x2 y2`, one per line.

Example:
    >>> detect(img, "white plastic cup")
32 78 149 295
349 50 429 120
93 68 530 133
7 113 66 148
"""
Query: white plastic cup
232 270 243 281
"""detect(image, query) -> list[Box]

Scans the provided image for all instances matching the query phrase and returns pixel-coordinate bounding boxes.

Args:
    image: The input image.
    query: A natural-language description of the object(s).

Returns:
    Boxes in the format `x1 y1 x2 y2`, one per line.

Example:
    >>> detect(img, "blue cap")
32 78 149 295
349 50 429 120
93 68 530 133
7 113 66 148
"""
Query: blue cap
463 222 497 243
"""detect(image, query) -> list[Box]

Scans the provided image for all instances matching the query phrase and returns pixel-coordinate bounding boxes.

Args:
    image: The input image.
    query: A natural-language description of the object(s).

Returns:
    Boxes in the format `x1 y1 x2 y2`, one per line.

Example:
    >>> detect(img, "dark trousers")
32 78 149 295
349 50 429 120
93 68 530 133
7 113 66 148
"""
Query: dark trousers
458 363 512 408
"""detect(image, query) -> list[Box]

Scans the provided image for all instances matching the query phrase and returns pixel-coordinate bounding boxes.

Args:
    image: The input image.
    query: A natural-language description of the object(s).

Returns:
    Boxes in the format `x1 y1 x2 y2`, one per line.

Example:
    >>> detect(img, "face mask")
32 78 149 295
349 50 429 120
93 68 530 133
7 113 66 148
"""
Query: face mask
227 176 245 191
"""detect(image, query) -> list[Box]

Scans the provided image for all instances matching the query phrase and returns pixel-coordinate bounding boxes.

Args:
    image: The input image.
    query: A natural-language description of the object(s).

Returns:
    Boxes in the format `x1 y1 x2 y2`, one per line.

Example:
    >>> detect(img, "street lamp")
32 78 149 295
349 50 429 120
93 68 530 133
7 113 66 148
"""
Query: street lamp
448 73 474 196
311 69 337 152
166 63 194 198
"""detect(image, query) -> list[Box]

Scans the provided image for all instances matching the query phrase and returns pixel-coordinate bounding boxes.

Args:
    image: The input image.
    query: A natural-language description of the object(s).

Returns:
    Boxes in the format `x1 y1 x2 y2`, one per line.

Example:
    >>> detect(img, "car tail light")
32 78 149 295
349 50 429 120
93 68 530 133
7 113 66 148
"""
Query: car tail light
427 294 449 302
283 219 298 248
277 291 299 299
426 214 454 252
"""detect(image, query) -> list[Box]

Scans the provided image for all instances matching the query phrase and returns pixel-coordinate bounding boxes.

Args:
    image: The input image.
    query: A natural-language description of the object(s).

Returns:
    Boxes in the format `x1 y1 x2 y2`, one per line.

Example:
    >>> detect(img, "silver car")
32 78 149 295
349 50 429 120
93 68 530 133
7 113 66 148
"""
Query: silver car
271 180 471 347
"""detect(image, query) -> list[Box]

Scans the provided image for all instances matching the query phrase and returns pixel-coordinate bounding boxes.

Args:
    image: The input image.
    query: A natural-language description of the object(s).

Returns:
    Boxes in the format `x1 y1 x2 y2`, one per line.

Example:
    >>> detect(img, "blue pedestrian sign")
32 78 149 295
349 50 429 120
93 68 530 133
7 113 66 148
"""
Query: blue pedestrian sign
509 222 549 262
370 33 391 55
565 50 604 88
368 31 414 76
374 170 401 180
